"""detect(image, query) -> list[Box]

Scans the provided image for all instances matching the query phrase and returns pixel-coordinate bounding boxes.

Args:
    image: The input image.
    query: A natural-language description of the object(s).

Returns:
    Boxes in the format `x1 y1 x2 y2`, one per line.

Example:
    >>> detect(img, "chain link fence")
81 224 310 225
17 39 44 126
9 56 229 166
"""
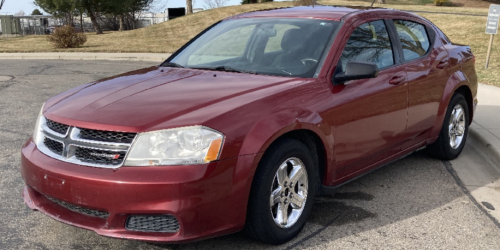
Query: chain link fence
0 8 194 37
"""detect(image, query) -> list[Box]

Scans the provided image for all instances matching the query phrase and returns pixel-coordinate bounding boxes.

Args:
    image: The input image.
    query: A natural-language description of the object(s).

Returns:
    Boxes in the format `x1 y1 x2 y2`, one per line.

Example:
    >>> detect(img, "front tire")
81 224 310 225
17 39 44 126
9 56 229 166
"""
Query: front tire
427 93 469 160
245 138 319 245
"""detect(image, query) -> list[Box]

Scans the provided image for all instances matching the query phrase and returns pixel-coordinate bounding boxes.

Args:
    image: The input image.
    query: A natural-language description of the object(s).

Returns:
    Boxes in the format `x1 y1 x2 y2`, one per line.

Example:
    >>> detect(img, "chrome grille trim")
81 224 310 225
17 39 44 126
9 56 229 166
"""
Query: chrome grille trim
43 137 64 155
45 119 70 136
35 117 136 169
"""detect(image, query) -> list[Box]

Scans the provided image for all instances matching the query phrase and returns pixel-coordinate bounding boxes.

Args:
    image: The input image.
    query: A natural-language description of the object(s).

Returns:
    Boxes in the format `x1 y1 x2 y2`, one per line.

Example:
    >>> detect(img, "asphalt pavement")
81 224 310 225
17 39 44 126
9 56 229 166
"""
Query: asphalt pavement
1 60 499 249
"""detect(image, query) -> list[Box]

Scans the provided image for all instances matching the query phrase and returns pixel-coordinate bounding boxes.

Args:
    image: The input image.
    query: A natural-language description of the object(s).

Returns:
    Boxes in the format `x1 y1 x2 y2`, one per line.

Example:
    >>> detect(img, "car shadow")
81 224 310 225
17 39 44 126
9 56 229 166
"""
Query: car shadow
149 151 467 250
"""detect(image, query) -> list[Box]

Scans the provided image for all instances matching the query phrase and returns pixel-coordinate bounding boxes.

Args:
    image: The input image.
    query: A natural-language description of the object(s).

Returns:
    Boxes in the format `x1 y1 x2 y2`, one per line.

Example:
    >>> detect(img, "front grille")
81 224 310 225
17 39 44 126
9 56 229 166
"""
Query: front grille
79 128 136 143
43 137 63 155
46 119 69 135
46 196 109 219
37 117 134 169
75 147 126 166
126 215 180 233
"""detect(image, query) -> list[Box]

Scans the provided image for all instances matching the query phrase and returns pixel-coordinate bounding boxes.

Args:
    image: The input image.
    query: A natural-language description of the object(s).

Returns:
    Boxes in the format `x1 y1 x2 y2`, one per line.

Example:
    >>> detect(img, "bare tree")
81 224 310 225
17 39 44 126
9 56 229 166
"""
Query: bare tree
186 0 192 14
204 0 228 9
149 0 169 12
0 0 6 11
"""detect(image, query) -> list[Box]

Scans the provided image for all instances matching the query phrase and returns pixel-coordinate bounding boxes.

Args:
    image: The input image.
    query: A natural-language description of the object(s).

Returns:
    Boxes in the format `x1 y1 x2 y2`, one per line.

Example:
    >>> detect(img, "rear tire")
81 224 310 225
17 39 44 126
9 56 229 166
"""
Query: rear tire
427 93 469 160
245 138 319 245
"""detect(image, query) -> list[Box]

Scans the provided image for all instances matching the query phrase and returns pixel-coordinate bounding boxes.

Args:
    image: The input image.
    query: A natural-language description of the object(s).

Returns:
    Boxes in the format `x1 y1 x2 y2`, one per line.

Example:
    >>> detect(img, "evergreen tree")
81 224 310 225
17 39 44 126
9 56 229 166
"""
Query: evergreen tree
31 9 44 15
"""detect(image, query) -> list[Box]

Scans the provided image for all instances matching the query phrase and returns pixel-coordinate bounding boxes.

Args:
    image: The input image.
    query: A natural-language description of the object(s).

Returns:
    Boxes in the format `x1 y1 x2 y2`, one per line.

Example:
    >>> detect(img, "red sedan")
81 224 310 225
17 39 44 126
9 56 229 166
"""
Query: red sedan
21 6 477 245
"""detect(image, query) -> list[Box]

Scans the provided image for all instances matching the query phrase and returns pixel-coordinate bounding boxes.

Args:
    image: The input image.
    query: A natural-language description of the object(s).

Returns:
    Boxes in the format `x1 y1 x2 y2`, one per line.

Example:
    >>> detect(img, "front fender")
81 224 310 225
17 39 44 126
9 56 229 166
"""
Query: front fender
239 108 333 156
235 108 334 187
226 108 335 228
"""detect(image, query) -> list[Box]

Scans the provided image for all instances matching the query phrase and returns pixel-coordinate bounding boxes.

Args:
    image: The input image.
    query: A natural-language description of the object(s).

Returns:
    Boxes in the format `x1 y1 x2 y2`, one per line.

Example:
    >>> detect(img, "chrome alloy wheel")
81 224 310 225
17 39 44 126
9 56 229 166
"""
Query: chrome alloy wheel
448 104 466 149
270 157 308 228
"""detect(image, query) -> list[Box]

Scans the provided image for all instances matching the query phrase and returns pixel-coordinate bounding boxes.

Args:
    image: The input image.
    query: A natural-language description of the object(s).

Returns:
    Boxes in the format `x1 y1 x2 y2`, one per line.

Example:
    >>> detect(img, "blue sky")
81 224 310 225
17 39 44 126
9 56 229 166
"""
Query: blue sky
0 0 257 15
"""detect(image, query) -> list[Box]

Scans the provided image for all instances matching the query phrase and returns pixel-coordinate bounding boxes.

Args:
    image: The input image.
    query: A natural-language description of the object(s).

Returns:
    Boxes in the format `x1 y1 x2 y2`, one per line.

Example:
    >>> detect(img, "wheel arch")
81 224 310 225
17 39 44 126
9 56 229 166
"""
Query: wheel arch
429 71 472 140
261 129 329 188
236 109 334 198
454 85 474 124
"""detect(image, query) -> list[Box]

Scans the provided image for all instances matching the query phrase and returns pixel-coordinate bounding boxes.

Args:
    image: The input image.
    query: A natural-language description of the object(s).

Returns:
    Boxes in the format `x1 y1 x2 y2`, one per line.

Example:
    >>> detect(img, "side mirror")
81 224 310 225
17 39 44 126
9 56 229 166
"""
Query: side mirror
333 61 379 85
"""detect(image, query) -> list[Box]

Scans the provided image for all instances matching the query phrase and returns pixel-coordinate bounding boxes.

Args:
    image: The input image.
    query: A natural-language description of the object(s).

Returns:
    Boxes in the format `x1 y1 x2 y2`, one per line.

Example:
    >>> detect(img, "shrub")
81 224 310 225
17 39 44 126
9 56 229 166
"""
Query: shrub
433 0 448 6
47 26 87 49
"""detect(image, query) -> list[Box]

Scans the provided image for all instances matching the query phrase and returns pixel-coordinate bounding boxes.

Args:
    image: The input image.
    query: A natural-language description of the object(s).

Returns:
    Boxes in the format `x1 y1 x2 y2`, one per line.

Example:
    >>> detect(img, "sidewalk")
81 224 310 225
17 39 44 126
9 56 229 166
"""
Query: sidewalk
451 83 500 222
0 52 172 62
470 84 500 166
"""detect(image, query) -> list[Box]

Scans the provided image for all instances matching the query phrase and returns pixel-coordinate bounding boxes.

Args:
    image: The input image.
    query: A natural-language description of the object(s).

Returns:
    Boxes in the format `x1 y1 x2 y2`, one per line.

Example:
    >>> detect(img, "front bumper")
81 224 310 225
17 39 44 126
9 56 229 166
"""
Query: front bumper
21 140 257 243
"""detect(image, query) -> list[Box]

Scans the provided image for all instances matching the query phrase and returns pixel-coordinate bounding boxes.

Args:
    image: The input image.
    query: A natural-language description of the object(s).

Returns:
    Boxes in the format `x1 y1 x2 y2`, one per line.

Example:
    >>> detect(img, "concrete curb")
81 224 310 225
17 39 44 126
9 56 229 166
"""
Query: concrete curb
468 125 500 170
0 53 172 62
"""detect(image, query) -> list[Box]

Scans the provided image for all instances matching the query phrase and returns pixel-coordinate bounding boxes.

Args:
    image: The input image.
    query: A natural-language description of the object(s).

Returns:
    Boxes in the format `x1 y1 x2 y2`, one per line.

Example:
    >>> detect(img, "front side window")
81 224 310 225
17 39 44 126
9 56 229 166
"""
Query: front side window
169 18 340 78
339 20 394 72
393 20 430 61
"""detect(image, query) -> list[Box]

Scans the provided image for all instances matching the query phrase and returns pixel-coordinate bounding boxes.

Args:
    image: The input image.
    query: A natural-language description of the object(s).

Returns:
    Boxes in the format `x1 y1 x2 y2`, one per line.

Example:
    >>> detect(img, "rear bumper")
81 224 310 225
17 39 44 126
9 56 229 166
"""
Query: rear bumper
21 139 257 243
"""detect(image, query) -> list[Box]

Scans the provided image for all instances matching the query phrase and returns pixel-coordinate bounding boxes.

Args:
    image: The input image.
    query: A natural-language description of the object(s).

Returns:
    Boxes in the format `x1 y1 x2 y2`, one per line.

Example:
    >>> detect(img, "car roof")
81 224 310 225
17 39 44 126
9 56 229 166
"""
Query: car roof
227 5 385 21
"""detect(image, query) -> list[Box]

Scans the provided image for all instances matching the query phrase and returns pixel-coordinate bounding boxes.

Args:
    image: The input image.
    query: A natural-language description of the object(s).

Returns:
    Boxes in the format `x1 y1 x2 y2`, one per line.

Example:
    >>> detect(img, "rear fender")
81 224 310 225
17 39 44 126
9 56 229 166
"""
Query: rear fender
428 71 470 140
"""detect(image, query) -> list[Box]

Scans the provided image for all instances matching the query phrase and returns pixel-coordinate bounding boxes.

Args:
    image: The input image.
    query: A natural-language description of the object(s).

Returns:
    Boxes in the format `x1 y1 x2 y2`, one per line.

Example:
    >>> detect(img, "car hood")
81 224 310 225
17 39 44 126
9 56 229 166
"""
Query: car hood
44 67 301 132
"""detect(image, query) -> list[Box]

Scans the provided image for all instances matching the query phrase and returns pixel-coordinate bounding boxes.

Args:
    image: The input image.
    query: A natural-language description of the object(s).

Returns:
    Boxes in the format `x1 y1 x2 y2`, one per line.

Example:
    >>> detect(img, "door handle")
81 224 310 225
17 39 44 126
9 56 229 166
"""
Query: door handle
389 76 405 85
436 60 449 69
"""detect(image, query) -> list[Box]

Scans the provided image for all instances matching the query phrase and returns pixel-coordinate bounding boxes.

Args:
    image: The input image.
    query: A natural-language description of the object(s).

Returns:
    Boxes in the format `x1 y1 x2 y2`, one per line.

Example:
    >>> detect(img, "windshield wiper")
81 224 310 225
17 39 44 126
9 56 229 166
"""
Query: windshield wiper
162 62 185 68
192 66 257 75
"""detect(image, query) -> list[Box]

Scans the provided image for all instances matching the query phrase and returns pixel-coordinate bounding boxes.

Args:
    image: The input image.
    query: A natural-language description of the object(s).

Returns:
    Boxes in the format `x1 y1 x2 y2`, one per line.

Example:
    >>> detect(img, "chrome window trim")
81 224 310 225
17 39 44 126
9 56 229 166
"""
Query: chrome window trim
35 117 135 169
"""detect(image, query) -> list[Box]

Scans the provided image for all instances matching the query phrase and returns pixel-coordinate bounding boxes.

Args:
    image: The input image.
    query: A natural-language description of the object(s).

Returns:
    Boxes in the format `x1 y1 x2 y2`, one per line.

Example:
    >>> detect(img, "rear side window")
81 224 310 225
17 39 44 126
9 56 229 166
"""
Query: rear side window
339 20 394 71
393 20 430 61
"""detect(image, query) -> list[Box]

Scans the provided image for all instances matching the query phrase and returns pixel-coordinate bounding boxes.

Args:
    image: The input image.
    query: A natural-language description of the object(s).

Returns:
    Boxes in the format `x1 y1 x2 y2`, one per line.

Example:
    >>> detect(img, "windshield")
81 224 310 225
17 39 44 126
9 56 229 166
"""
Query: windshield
166 18 340 78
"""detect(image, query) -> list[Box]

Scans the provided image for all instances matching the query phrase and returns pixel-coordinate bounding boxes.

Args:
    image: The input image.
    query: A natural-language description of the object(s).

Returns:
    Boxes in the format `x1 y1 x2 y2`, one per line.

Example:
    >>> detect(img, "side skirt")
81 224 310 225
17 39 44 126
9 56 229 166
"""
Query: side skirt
319 143 427 197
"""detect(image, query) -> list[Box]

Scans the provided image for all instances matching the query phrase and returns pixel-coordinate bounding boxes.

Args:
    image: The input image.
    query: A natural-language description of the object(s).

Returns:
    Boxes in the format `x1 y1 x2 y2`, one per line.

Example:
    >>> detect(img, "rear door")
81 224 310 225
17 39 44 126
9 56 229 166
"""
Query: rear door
329 20 409 177
389 19 450 149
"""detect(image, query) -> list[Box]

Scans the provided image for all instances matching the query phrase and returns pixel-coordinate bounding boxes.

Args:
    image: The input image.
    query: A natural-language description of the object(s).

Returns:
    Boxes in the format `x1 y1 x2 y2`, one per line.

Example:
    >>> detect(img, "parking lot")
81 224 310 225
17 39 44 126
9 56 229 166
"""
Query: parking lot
1 60 499 249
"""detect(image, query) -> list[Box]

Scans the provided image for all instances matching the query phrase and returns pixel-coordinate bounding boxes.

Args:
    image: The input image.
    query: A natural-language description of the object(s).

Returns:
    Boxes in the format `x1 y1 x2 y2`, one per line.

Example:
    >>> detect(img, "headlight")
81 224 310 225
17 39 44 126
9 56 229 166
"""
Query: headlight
33 103 45 143
124 126 224 166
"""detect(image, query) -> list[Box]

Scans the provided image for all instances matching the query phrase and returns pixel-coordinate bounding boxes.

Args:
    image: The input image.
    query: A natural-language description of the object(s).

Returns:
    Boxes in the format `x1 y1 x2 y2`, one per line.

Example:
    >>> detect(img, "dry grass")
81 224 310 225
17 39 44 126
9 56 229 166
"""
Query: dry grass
0 2 294 53
418 13 496 85
0 0 499 85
